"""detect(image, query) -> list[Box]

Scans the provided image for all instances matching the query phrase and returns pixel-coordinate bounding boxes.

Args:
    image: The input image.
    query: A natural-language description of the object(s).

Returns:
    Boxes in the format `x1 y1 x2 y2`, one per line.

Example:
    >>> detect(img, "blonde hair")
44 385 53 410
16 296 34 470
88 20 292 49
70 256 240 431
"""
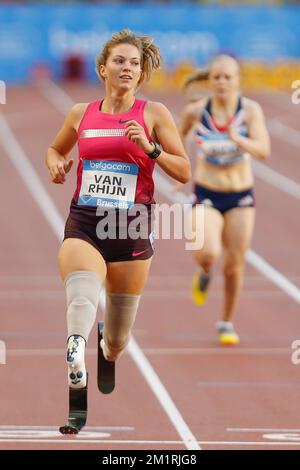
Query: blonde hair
184 54 240 89
95 29 161 85
209 54 240 75
183 68 209 89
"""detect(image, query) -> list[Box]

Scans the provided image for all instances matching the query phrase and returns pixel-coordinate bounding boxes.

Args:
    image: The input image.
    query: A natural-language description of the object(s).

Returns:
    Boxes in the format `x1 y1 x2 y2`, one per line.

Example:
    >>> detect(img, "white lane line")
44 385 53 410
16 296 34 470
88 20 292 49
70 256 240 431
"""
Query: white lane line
154 168 300 305
0 425 134 431
5 347 292 357
245 250 300 304
0 291 64 298
38 80 74 115
0 113 64 240
0 289 290 299
4 106 50 126
0 116 200 451
149 274 300 282
0 439 298 446
252 160 300 200
264 89 296 111
267 118 300 149
7 349 97 356
127 338 199 451
200 441 300 446
142 348 291 355
197 381 300 389
0 439 182 444
2 274 300 283
227 428 300 432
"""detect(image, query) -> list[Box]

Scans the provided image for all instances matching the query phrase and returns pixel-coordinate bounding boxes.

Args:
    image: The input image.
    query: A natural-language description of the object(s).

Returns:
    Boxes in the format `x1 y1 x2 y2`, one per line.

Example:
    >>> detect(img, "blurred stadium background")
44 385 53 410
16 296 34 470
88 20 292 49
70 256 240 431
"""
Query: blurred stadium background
1 1 300 451
0 0 300 92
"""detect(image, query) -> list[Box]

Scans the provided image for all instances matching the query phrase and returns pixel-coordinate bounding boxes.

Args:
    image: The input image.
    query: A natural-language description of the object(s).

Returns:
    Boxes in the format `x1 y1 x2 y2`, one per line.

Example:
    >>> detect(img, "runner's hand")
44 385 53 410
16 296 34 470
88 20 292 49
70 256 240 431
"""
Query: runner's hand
124 120 153 154
48 159 74 184
228 125 240 144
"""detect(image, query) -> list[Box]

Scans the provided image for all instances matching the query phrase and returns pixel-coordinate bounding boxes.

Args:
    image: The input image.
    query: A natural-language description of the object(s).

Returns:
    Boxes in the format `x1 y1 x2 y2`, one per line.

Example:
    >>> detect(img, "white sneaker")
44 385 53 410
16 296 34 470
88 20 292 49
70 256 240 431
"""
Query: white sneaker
66 335 87 388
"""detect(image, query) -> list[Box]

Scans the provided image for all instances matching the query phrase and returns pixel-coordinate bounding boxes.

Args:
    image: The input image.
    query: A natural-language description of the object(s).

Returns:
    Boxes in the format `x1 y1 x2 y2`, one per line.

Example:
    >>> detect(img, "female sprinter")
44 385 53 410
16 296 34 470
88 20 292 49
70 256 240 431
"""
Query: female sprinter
180 54 270 345
46 30 191 397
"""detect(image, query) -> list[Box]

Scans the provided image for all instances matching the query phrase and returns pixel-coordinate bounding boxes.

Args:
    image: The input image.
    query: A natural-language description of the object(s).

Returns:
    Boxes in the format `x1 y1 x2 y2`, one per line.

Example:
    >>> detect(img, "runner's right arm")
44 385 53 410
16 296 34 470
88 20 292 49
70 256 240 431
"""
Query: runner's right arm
173 101 201 190
45 104 85 184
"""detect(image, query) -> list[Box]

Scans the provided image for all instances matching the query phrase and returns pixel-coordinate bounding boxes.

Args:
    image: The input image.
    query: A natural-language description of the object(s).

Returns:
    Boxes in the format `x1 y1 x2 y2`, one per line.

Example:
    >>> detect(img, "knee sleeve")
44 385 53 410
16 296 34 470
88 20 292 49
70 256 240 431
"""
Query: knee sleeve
65 270 101 342
103 293 140 360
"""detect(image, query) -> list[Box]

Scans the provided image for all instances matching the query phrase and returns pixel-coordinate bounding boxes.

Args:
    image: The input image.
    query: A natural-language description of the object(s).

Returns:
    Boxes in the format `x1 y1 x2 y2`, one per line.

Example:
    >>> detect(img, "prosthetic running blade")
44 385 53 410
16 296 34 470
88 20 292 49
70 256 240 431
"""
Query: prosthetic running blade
98 321 115 394
59 374 88 435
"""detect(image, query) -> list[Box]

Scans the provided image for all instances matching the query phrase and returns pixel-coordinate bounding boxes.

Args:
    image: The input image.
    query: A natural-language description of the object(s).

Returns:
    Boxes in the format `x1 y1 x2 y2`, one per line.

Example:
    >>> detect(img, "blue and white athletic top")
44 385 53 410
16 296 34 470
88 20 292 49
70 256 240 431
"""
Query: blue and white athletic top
195 97 249 166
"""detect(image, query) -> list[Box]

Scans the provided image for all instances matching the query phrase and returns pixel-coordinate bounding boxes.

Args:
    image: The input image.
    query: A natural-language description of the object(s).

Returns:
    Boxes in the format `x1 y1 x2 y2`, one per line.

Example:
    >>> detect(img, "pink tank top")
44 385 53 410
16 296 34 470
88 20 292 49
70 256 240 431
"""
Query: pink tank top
73 99 155 209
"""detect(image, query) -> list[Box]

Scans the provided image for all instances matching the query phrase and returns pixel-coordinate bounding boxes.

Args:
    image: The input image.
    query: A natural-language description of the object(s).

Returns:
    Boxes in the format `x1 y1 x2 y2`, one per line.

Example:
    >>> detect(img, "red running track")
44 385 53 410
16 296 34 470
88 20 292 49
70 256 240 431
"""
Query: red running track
0 83 300 450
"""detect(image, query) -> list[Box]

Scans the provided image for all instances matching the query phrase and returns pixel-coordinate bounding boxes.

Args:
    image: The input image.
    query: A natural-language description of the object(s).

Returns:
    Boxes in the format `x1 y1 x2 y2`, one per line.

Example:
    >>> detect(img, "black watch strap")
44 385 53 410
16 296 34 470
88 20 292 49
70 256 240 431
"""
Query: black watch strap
146 141 162 159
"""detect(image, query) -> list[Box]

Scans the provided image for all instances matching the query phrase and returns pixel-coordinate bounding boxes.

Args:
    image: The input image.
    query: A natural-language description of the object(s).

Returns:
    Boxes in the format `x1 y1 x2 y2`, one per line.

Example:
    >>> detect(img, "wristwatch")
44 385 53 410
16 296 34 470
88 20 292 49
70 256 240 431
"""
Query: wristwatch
146 140 162 159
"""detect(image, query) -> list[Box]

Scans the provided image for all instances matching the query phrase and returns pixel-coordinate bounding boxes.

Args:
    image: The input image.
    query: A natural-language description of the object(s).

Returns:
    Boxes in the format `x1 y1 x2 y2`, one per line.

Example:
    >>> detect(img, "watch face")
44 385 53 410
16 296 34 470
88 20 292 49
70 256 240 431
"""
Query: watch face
147 141 161 159
152 148 161 159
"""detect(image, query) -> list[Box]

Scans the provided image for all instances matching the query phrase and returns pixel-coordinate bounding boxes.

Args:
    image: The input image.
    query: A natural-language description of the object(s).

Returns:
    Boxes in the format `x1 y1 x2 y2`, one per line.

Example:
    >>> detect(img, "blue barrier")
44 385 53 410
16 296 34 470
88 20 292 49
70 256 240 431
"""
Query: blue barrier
0 3 300 83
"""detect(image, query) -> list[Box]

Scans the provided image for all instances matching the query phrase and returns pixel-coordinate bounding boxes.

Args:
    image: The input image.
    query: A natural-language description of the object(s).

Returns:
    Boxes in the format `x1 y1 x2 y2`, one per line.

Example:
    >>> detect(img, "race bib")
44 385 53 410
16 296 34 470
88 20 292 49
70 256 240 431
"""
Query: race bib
198 132 246 166
78 160 139 209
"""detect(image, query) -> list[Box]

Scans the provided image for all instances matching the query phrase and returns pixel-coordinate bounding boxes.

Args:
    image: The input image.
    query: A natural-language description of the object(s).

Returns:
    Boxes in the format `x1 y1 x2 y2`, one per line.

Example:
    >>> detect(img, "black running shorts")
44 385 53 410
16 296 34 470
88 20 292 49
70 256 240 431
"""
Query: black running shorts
64 200 155 262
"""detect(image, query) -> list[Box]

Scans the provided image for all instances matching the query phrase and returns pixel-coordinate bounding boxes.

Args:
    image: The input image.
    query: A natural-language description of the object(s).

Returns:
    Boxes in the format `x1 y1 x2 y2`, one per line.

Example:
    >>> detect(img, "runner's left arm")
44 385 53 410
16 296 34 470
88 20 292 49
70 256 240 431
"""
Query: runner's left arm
150 102 192 183
228 101 270 161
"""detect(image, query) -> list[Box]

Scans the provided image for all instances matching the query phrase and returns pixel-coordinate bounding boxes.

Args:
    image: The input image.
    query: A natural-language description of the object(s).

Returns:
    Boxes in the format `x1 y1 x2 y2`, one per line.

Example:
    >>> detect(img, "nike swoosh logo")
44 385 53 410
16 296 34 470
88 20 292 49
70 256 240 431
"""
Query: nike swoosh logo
132 249 148 257
119 119 130 124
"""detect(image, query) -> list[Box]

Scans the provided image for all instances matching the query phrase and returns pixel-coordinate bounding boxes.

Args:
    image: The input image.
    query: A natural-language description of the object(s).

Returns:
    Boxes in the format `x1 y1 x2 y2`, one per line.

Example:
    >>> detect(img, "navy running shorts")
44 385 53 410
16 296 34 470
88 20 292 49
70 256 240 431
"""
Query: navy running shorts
193 184 255 214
